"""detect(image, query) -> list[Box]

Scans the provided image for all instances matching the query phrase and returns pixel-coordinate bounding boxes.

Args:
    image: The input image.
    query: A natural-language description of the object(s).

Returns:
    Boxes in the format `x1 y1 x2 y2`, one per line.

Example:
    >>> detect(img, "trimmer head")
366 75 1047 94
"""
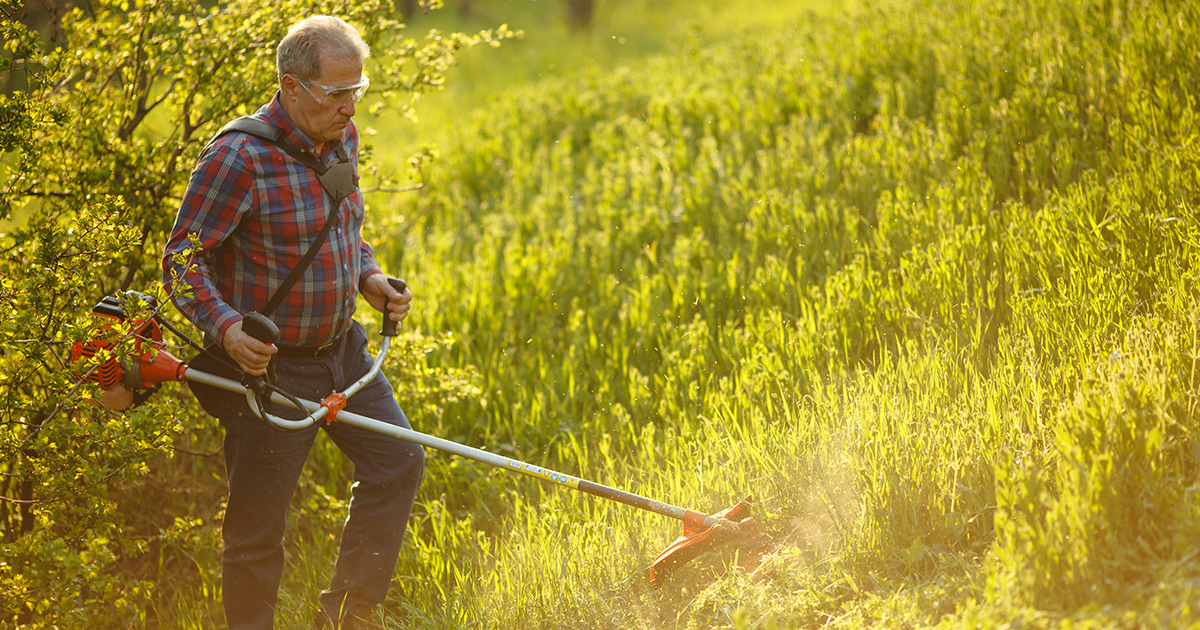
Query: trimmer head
650 496 767 587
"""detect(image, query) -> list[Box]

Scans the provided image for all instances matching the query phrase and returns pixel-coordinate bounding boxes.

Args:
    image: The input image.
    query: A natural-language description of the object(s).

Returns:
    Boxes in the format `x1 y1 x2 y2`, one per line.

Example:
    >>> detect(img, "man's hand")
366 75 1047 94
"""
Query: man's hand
362 273 412 325
223 319 278 376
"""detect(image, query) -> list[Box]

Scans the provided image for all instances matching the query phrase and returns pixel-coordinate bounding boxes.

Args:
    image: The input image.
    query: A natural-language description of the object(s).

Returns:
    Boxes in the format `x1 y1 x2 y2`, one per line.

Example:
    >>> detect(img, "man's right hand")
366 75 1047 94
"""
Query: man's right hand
222 319 278 376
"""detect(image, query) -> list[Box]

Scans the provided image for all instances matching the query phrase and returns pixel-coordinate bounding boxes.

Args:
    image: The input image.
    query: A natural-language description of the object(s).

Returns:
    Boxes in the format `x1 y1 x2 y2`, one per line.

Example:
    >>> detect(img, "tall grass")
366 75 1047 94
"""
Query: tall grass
361 0 1200 626
364 0 849 164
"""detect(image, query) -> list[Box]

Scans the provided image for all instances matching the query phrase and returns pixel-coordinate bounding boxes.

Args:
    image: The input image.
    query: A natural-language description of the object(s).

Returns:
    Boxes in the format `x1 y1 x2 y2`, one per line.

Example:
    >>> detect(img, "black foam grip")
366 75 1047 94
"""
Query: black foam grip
241 312 280 345
381 278 407 337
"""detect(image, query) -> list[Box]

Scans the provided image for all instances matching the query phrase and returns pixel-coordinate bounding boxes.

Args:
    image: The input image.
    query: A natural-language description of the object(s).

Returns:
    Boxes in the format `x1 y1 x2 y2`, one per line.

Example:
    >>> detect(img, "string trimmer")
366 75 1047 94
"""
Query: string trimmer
71 289 768 586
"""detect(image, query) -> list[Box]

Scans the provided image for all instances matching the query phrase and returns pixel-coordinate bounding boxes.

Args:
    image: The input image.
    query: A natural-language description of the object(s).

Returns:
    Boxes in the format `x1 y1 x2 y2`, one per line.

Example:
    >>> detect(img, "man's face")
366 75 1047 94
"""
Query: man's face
283 52 363 148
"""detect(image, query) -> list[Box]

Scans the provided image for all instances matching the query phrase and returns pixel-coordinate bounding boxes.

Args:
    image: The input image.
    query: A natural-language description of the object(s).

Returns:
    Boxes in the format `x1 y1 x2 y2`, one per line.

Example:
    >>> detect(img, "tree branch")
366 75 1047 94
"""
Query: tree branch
360 182 425 194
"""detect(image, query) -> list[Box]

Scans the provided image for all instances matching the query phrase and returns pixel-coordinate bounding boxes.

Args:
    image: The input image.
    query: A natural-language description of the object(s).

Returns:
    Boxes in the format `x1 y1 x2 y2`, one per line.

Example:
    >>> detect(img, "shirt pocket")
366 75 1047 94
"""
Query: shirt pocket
252 157 329 251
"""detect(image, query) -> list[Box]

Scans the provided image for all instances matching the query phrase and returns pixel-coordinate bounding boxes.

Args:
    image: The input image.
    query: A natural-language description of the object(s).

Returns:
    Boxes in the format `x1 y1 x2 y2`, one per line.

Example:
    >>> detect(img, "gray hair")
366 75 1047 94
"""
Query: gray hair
276 16 370 82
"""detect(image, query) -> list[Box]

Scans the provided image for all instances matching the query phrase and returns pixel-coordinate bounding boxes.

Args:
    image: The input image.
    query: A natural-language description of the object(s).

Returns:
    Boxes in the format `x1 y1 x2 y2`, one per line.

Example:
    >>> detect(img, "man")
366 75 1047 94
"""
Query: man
162 16 424 630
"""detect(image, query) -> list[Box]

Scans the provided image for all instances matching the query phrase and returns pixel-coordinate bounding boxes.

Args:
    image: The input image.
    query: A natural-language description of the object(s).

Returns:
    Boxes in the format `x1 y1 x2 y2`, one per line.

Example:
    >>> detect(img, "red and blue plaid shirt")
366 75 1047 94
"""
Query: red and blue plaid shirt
163 94 382 348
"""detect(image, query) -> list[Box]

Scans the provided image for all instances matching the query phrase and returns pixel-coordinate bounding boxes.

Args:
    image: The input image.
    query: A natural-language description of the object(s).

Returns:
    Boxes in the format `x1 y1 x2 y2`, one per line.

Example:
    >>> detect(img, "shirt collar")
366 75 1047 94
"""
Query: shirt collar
259 91 346 157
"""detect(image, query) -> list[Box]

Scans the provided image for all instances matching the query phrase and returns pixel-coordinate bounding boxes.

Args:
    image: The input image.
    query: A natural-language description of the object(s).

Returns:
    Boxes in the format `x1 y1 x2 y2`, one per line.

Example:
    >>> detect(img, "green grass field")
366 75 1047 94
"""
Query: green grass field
365 0 850 170
148 0 1200 626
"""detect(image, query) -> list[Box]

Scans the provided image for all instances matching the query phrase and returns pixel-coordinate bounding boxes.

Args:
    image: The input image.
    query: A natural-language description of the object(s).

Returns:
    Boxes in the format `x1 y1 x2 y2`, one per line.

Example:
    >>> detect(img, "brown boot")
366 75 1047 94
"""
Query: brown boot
312 611 333 630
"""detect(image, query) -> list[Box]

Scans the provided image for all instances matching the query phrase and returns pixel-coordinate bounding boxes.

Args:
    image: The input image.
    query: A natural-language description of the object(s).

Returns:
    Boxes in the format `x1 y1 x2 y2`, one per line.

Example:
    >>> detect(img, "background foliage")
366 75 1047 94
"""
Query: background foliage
4 0 1200 627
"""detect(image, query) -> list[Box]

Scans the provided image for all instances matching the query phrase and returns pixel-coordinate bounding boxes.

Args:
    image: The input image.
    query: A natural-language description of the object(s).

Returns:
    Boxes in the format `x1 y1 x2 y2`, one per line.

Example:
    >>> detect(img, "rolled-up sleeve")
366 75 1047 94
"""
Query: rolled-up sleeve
357 238 382 289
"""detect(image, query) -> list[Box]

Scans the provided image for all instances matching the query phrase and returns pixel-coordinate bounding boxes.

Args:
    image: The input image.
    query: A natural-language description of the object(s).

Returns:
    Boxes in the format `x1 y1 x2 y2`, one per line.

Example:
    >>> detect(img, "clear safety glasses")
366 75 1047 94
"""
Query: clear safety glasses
298 74 370 107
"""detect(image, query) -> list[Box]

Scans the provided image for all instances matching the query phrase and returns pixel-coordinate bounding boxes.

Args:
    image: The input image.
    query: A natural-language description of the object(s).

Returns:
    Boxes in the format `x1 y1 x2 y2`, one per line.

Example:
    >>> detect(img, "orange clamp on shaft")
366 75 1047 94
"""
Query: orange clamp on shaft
321 392 347 423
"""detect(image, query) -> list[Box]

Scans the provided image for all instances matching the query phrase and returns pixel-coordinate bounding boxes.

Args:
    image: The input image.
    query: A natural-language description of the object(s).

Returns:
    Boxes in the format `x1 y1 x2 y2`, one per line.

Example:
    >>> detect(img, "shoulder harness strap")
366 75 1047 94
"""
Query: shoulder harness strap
211 116 359 204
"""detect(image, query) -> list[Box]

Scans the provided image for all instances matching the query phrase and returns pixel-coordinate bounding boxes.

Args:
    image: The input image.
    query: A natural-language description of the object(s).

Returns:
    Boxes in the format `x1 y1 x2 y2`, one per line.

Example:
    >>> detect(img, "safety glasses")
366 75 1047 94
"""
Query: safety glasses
297 74 370 106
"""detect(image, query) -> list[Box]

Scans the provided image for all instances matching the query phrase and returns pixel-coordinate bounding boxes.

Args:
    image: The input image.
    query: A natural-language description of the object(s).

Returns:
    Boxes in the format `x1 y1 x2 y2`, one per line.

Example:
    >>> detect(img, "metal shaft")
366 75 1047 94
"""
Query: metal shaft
183 364 721 530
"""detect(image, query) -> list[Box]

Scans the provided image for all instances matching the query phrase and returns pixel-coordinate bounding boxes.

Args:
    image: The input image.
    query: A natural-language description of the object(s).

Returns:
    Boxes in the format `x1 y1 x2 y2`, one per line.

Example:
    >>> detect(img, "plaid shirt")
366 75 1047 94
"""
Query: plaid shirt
163 94 382 348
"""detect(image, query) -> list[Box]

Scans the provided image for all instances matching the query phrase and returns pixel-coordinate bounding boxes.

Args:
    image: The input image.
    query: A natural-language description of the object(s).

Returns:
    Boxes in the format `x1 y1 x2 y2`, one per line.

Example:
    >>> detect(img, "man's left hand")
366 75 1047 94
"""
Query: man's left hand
362 273 412 325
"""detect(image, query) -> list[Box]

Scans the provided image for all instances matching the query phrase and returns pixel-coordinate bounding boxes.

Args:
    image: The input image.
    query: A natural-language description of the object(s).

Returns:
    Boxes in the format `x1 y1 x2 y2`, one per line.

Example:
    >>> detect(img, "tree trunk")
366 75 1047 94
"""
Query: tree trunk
399 0 418 20
564 0 593 31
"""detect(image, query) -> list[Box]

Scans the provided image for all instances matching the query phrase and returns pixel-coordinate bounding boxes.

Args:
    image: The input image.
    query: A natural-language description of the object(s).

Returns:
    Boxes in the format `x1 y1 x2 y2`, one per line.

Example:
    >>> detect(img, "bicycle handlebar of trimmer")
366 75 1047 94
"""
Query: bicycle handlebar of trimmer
233 277 406 430
249 335 392 430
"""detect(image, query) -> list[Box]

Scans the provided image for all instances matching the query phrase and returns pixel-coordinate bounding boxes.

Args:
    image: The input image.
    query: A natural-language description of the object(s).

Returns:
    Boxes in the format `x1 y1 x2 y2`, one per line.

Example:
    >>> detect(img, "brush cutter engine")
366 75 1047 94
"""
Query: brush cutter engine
71 293 189 411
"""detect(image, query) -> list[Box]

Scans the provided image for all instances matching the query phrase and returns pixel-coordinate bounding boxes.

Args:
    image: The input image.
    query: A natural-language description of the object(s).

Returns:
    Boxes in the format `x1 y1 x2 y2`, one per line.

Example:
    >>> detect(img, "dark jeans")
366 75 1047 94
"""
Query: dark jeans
219 321 425 629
